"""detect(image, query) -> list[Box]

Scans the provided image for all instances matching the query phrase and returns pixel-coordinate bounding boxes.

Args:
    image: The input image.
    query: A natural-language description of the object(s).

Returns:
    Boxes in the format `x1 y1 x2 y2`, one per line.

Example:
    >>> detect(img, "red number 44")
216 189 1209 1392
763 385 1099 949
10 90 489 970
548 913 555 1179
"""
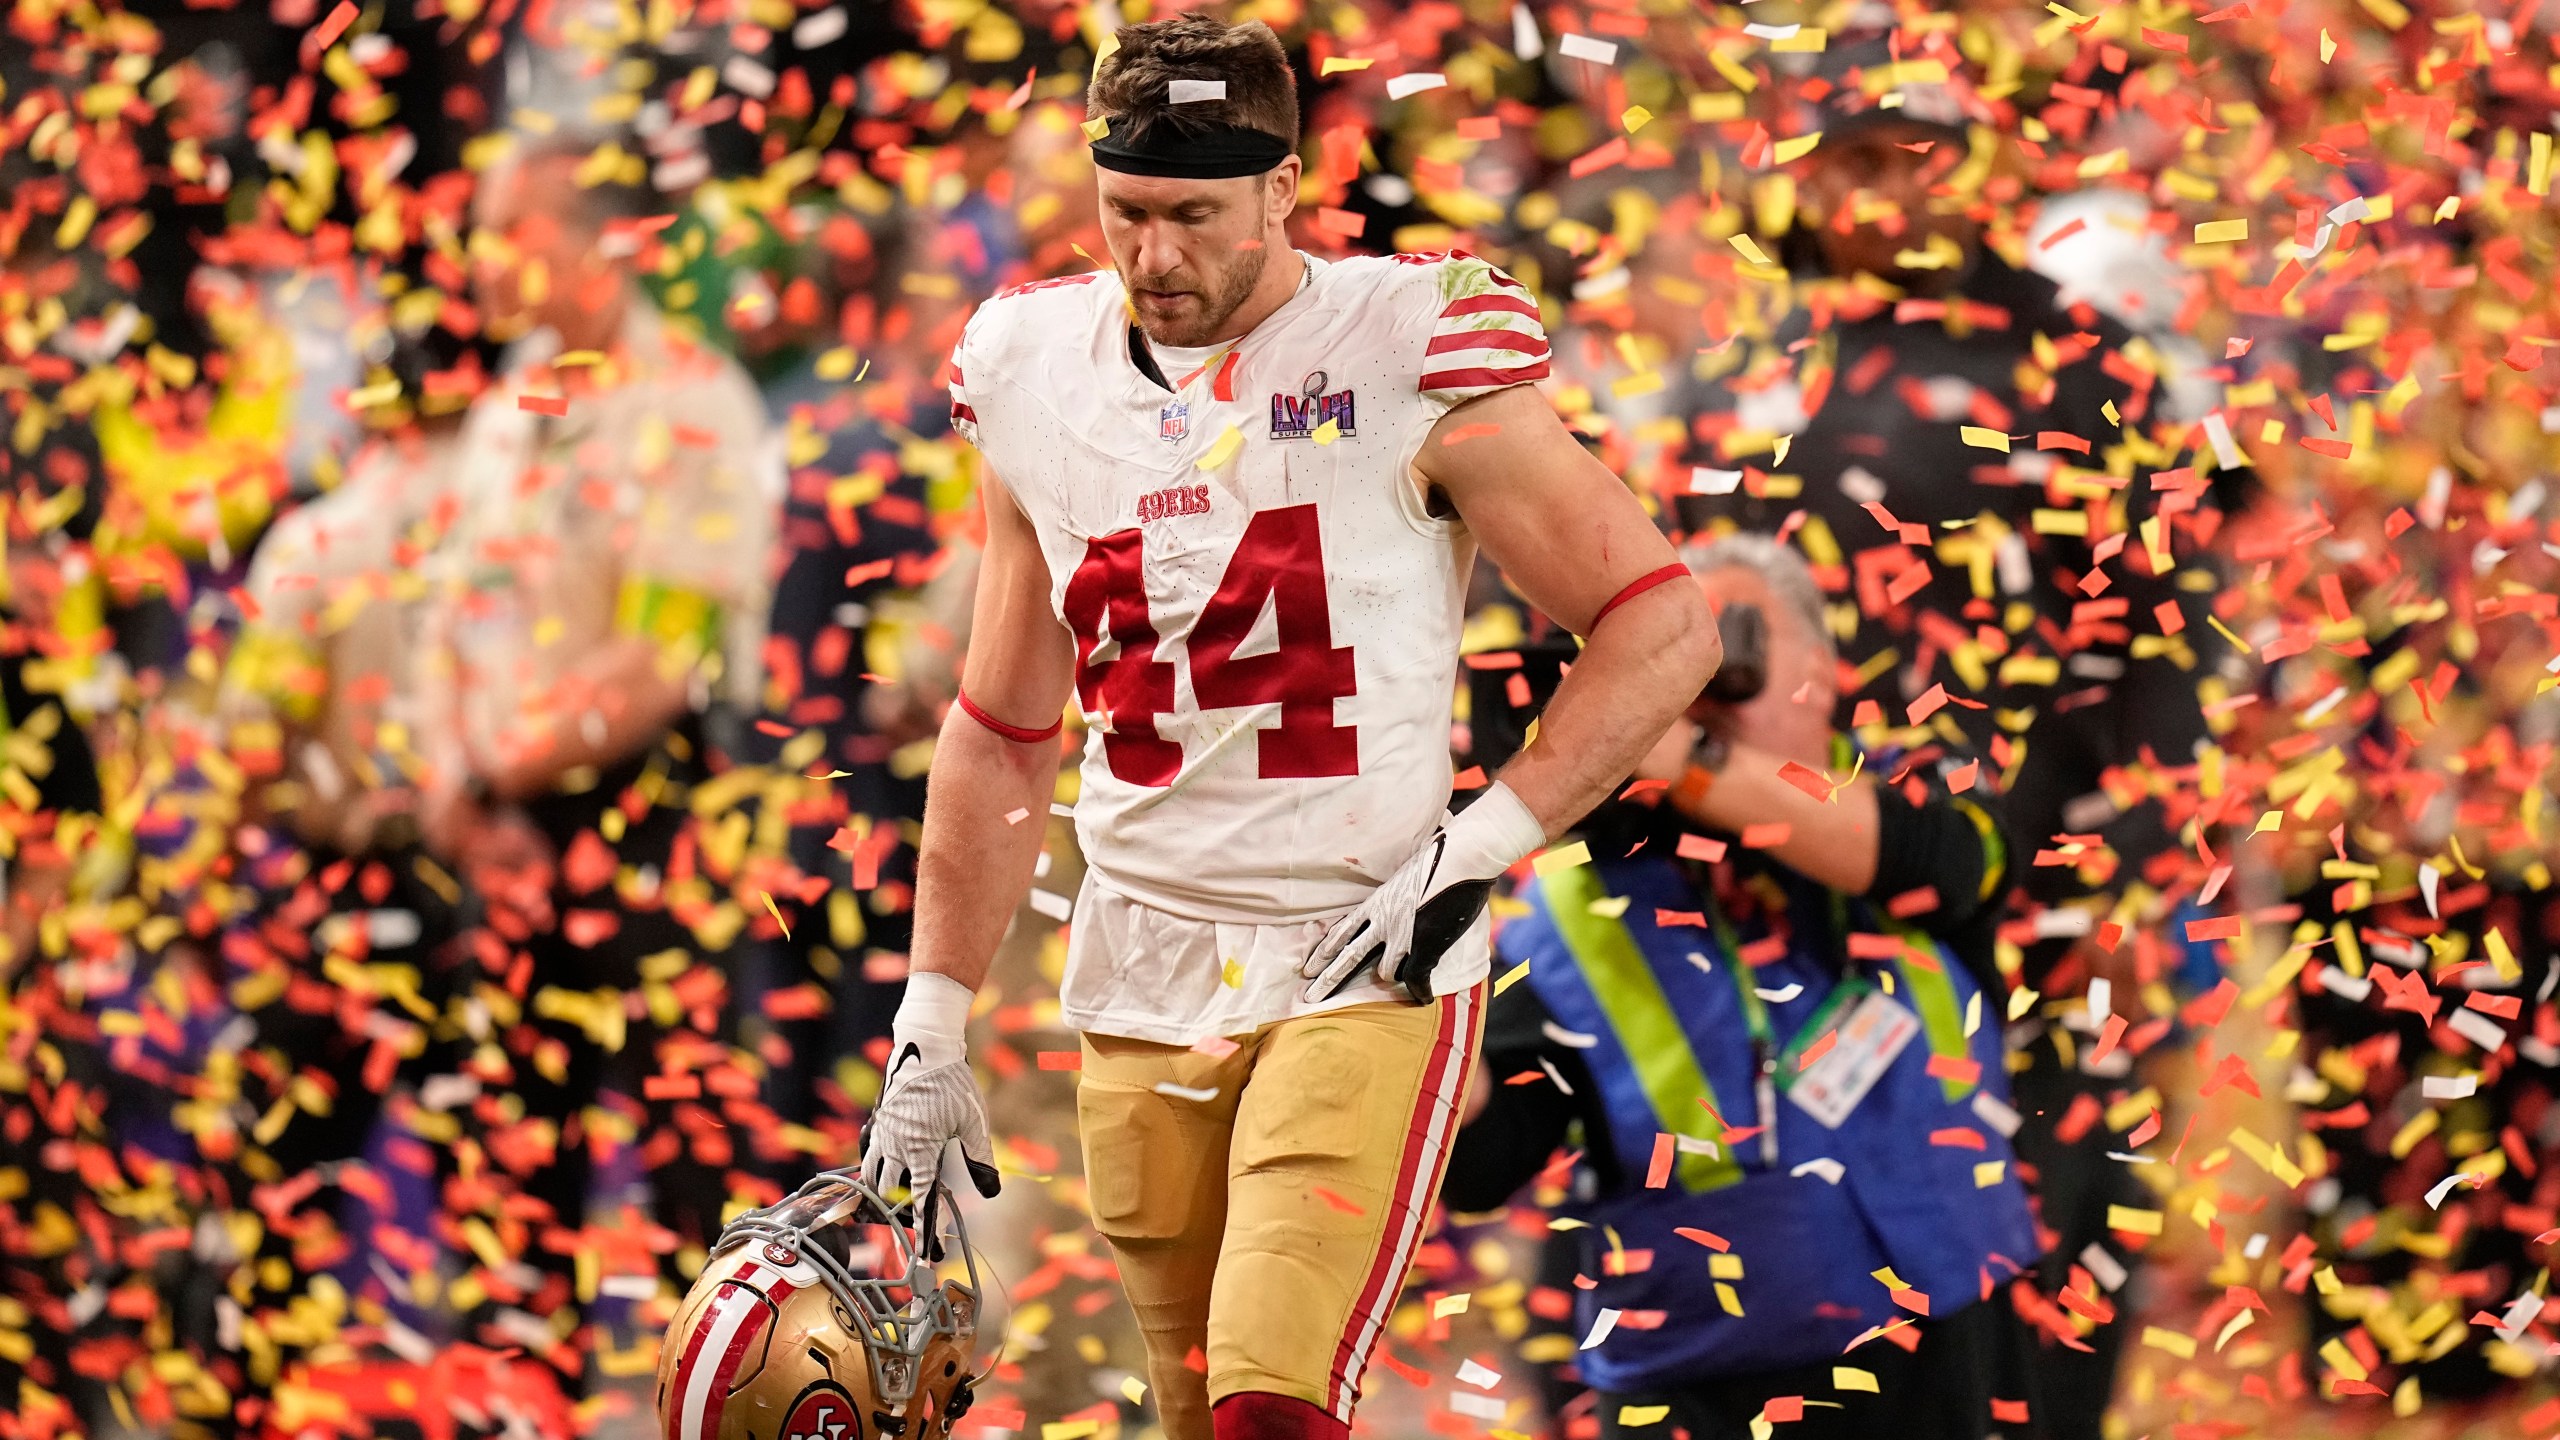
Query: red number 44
1061 504 1358 785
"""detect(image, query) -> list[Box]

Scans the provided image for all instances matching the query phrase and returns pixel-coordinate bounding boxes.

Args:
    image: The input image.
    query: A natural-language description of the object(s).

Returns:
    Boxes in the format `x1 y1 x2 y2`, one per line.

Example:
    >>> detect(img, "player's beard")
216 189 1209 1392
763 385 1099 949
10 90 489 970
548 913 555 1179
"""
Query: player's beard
1131 242 1266 348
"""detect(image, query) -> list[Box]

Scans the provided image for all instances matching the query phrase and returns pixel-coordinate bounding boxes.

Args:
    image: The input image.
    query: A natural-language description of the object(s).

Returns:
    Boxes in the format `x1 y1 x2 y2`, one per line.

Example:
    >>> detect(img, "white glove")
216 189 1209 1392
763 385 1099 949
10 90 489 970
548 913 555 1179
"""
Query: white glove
1300 781 1547 1005
860 972 1002 1198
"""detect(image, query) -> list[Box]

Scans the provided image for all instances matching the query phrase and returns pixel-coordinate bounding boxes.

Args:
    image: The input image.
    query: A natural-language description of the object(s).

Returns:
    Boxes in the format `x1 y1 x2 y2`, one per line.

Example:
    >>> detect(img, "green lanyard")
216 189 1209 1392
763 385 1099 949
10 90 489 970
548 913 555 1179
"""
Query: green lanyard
1706 902 1782 1168
1699 855 1863 1173
1693 733 1875 1169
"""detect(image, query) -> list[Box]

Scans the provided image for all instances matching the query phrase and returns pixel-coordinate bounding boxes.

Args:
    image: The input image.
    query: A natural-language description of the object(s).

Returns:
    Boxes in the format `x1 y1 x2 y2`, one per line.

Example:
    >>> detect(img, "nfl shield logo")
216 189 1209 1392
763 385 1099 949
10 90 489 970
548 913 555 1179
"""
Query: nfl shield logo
1160 400 1190 441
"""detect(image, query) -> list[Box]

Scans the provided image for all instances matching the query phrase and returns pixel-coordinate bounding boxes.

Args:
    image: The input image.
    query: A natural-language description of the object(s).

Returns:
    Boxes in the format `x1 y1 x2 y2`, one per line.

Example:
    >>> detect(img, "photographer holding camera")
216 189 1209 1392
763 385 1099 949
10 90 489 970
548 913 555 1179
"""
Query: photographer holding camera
1444 536 2040 1440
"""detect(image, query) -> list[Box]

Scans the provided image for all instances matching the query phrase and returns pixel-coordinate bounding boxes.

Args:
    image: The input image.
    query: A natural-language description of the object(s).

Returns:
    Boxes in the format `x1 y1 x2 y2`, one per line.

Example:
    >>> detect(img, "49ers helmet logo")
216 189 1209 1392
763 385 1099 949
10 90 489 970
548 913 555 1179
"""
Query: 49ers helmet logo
779 1379 860 1440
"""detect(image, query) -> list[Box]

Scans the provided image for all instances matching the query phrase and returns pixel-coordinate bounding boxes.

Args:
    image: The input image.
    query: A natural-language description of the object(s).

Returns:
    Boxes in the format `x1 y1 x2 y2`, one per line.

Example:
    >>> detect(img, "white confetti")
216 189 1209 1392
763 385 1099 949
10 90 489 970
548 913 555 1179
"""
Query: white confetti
2086 976 2113 1026
2079 1243 2129 1292
2421 1073 2479 1099
721 55 776 99
1690 467 1743 495
1971 1091 2023 1138
1789 1157 1846 1184
2425 1171 2485 1209
1755 983 1804 1003
1004 807 1031 824
1456 1359 1503 1390
1543 1021 1600 1049
2201 411 2243 470
2497 1290 2546 1344
2419 863 2442 918
2317 966 2374 1002
1449 1394 1507 1421
1167 78 1227 104
1745 22 1801 39
1150 1081 1220 1103
1512 3 1543 59
2447 1007 2509 1054
1028 887 1074 921
790 6 847 47
1581 1307 1622 1349
1385 72 1447 100
1558 32 1619 64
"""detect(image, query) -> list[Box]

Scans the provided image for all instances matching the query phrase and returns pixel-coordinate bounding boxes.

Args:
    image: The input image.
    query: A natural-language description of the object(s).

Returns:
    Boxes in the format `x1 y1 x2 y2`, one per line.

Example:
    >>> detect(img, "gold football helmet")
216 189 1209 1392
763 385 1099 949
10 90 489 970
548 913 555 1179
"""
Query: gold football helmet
657 1173 982 1440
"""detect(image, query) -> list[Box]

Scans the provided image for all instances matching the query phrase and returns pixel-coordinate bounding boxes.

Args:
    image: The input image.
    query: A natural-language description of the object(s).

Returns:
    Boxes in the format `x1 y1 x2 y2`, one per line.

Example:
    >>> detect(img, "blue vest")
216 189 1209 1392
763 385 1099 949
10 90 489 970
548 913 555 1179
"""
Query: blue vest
1513 857 2038 1391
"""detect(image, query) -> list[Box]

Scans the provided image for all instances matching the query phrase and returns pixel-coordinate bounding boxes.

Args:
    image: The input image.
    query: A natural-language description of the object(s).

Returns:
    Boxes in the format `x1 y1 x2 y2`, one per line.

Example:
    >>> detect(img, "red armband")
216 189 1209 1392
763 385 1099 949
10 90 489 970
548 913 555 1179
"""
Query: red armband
1590 562 1692 631
956 688 1062 744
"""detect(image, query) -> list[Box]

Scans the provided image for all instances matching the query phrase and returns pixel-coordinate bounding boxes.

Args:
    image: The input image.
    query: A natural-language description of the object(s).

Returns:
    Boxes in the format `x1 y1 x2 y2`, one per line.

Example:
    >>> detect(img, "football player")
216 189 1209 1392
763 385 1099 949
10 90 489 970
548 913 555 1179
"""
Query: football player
861 16 1722 1440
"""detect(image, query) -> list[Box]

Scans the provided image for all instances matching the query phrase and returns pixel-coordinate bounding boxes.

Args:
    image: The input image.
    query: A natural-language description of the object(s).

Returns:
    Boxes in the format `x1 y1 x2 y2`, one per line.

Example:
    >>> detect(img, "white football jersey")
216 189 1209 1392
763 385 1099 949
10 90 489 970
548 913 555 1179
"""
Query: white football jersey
949 251 1552 930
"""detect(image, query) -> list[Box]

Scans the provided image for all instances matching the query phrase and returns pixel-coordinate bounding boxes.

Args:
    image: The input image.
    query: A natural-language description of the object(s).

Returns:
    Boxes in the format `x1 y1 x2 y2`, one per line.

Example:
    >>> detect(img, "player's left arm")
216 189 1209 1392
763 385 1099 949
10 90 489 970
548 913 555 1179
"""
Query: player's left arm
1417 384 1721 838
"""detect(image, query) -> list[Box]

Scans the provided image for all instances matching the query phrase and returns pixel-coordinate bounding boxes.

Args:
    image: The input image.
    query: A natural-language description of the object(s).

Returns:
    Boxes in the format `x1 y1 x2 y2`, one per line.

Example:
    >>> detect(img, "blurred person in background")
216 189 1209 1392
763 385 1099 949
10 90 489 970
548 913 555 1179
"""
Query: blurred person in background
414 131 777 1403
205 331 479 1430
1445 536 2036 1440
1691 27 2226 1435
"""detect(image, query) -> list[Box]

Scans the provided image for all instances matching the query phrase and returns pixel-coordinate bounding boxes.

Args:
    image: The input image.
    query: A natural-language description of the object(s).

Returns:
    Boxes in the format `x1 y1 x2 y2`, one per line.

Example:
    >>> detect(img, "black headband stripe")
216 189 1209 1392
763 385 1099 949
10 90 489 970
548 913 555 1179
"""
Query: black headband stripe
1088 117 1295 178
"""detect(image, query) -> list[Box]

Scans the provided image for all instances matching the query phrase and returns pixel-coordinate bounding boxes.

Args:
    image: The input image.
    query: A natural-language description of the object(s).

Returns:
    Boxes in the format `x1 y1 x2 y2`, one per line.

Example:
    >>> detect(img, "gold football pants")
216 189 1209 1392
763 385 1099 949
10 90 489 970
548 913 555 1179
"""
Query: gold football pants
1075 984 1485 1439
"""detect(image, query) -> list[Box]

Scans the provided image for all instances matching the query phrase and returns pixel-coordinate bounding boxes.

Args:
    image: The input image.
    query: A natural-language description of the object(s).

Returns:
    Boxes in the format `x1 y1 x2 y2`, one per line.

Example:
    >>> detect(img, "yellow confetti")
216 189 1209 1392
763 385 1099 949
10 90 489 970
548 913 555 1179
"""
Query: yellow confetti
2193 219 2249 244
1121 1377 1148 1405
1729 234 1775 267
1621 105 1653 133
1773 132 1823 163
2144 1326 2199 1359
1196 425 1244 471
2206 614 2252 655
1959 426 2012 452
1495 958 1533 995
759 892 790 941
1432 1292 1472 1317
2320 27 2337 61
1311 418 1341 446
1532 841 1593 876
1320 56 1374 75
1081 116 1111 141
1834 1368 1879 1393
1618 1407 1670 1427
2107 1206 2164 1235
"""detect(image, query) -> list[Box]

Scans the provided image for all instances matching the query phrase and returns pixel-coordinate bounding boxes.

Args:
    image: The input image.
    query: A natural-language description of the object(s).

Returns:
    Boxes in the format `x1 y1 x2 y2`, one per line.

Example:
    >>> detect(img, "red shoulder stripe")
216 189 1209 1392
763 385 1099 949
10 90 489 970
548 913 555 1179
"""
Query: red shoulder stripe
1418 360 1552 393
1423 328 1551 357
1438 292 1541 321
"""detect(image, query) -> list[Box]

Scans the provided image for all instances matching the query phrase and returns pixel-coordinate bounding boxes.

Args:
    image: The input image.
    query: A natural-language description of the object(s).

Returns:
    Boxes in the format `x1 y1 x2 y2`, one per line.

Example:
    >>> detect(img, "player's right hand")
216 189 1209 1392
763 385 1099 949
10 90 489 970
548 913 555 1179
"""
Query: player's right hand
1300 781 1549 1006
1299 823 1496 1006
859 972 1002 1198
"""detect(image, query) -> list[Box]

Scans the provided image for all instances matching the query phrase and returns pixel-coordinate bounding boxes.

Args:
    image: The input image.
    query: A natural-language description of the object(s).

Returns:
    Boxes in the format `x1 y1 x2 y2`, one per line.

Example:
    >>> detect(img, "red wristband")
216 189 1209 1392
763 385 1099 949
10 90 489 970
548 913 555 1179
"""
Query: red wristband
1590 562 1692 631
956 688 1062 744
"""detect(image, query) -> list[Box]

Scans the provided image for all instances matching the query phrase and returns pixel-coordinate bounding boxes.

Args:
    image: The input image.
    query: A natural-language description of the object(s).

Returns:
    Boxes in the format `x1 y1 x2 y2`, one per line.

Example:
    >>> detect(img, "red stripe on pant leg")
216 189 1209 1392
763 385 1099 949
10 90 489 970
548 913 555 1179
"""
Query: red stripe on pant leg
1323 987 1473 1416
